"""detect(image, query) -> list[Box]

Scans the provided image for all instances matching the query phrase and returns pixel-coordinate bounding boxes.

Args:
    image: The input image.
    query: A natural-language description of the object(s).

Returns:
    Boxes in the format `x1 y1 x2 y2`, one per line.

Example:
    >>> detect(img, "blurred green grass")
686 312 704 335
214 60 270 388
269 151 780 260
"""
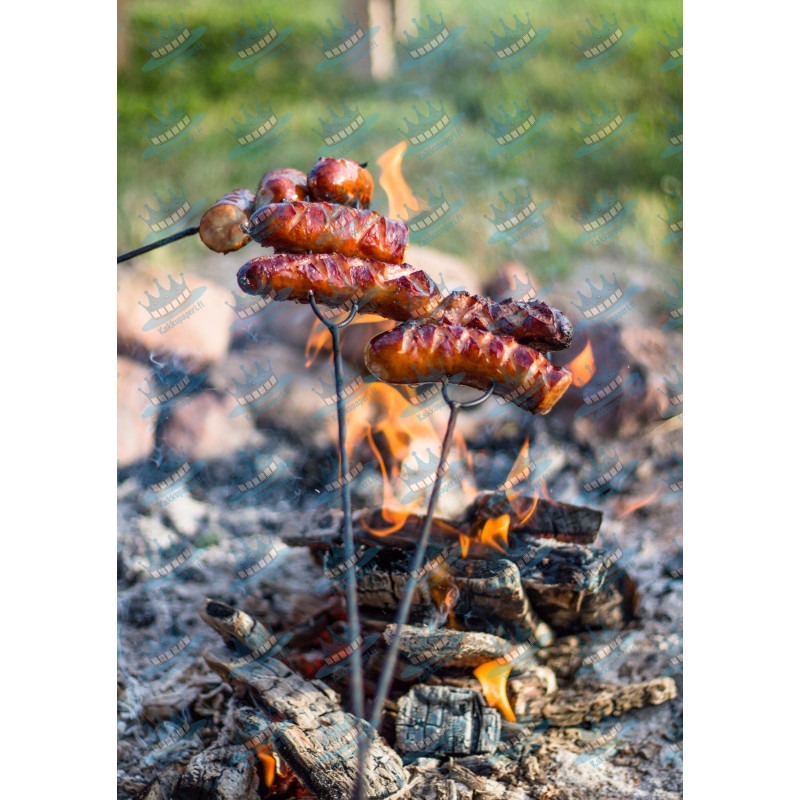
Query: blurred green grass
118 0 682 285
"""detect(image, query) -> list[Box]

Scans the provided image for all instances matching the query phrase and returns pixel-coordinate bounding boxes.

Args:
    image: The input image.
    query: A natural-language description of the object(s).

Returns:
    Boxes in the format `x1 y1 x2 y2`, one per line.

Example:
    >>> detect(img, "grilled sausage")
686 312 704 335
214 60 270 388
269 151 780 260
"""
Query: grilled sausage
247 201 408 264
307 157 373 208
255 168 308 208
237 253 441 322
198 189 255 253
428 291 573 351
364 323 572 415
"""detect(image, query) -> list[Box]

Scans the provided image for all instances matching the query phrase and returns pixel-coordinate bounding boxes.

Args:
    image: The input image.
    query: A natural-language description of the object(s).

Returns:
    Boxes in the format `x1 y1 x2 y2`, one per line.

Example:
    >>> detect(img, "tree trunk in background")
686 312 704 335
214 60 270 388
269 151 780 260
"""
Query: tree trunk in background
345 0 420 80
369 0 396 80
117 0 129 71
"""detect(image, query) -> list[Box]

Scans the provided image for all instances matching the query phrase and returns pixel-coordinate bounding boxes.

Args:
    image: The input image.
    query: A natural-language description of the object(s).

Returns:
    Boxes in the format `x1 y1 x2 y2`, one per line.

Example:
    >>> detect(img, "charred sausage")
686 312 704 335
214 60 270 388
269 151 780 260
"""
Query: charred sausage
255 168 308 208
246 201 408 264
428 291 573 351
198 189 255 253
307 157 374 208
364 323 573 415
237 253 441 322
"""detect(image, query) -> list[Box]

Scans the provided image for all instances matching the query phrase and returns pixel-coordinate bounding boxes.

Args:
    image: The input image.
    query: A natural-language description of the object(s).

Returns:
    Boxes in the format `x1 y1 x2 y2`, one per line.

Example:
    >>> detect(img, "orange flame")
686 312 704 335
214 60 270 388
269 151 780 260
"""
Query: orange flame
566 340 596 388
518 493 539 526
255 745 276 787
305 313 391 368
474 659 516 722
617 487 662 517
376 141 422 221
476 514 511 553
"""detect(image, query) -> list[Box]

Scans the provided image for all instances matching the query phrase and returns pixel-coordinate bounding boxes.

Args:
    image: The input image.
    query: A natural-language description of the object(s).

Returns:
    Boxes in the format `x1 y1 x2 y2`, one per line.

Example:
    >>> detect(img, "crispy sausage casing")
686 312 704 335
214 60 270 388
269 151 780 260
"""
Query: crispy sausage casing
307 157 373 208
237 253 441 322
247 201 408 264
255 168 308 208
429 291 573 351
198 189 255 253
365 323 572 415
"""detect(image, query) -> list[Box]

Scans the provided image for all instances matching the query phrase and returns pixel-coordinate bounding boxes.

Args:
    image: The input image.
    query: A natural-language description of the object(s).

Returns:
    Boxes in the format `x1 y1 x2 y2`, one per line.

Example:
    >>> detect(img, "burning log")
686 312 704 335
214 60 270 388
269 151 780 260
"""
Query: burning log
201 601 407 800
383 624 514 670
462 493 602 545
356 554 549 644
396 685 502 756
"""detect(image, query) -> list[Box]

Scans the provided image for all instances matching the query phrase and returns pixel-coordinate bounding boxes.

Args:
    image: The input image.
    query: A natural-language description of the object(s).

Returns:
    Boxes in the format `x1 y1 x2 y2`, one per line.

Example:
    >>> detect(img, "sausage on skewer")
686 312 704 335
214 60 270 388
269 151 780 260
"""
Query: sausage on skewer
198 189 256 253
307 157 373 208
365 323 573 415
246 201 409 265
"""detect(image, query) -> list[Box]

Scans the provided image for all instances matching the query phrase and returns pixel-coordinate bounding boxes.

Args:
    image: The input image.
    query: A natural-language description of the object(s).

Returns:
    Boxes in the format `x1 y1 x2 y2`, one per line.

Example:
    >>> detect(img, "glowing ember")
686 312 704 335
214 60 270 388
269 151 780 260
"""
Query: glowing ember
376 141 422 221
566 340 596 388
473 659 516 722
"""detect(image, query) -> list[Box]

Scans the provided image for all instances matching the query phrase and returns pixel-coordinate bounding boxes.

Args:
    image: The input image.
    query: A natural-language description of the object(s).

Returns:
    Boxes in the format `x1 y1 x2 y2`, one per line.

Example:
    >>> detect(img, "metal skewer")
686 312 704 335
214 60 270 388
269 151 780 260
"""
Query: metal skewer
117 226 201 264
355 381 495 800
307 292 365 726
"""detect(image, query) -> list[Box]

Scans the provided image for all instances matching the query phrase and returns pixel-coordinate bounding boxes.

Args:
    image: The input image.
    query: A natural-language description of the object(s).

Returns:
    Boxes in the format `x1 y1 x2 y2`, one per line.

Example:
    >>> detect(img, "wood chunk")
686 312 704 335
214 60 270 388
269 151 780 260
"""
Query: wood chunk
451 559 550 644
462 493 602 545
516 539 637 633
540 677 677 726
131 770 181 800
357 556 550 644
508 668 559 722
170 745 260 800
396 685 501 756
383 625 513 669
202 652 406 800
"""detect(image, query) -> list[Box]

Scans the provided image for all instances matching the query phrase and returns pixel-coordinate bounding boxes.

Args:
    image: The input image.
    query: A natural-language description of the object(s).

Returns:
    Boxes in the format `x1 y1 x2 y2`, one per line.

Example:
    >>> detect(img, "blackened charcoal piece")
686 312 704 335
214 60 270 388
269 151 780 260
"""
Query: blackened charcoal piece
396 685 501 756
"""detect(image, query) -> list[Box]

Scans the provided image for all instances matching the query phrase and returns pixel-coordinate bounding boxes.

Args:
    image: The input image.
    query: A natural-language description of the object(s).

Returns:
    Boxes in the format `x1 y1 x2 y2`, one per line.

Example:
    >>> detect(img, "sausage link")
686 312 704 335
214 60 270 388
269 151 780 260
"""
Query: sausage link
307 158 373 208
364 323 572 415
255 168 308 209
429 291 573 351
237 253 441 322
247 201 408 264
198 189 255 253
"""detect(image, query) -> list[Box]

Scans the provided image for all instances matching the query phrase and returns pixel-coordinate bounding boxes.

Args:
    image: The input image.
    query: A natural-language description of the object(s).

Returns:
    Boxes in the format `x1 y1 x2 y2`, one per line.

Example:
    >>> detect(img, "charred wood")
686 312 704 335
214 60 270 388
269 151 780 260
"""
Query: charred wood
396 685 502 756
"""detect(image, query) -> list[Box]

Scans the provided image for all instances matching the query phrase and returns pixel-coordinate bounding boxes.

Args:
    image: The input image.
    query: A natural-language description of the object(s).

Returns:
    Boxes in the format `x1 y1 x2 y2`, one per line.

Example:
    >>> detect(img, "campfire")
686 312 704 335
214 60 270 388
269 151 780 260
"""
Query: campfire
118 149 682 800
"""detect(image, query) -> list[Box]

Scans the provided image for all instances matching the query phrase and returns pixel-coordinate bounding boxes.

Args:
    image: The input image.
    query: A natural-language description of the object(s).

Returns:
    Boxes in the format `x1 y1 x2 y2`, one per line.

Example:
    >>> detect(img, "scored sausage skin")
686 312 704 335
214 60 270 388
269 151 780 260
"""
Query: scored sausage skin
247 201 408 265
307 158 374 208
255 168 308 208
428 291 573 352
364 323 573 415
198 189 255 253
237 253 442 322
